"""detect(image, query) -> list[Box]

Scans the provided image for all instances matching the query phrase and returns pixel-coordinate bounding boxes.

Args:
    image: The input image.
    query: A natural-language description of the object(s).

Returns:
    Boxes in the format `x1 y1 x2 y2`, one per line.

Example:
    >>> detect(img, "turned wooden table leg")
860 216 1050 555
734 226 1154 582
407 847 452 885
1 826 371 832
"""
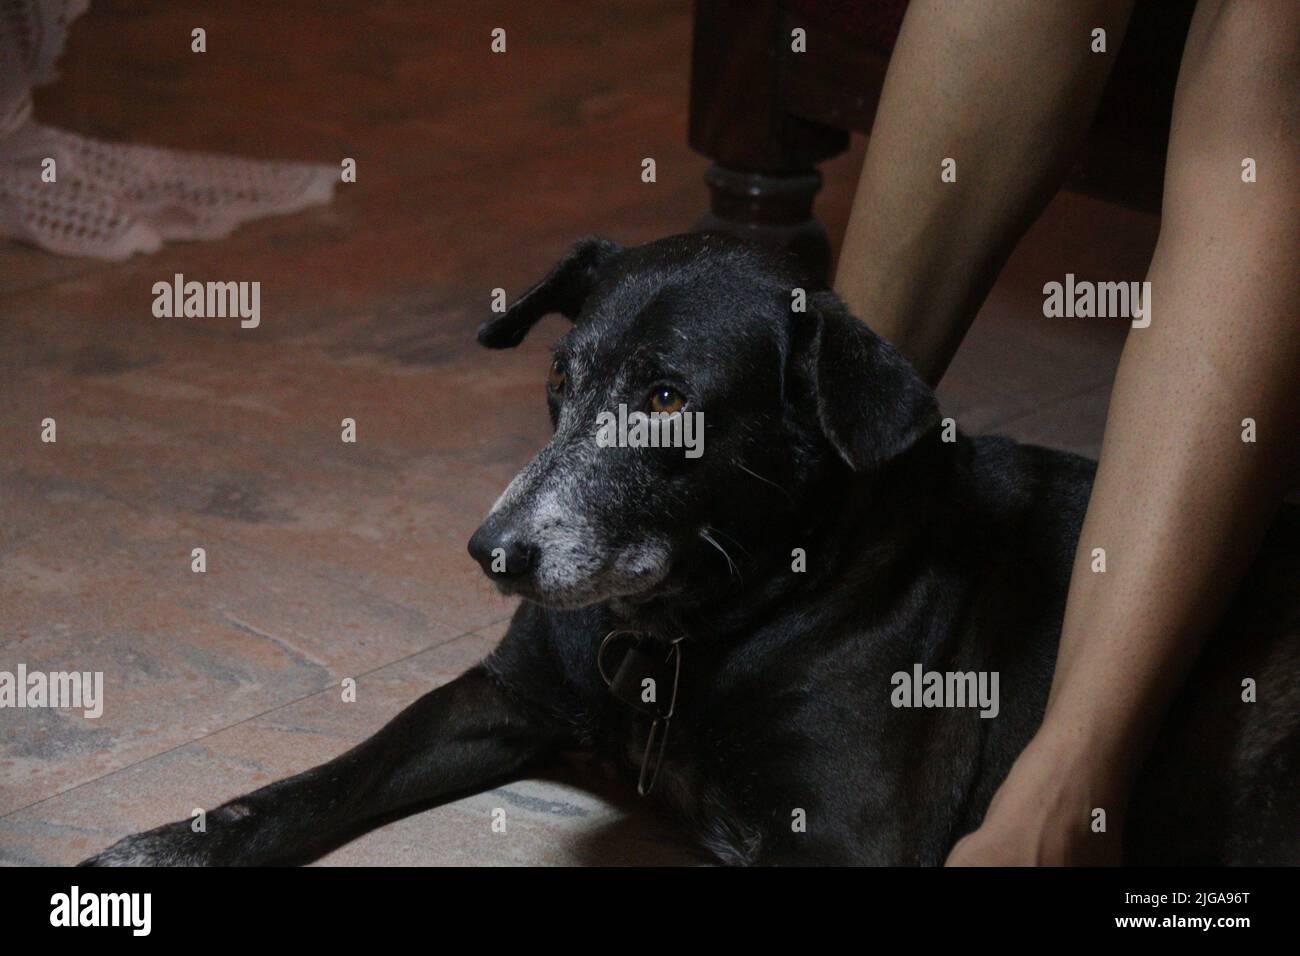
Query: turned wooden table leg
687 0 847 284
695 164 830 282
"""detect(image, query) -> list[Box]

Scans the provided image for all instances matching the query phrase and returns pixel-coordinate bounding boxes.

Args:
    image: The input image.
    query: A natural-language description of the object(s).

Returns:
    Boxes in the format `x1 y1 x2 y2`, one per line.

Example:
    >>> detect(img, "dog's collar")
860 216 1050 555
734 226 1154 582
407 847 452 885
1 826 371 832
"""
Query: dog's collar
597 630 684 796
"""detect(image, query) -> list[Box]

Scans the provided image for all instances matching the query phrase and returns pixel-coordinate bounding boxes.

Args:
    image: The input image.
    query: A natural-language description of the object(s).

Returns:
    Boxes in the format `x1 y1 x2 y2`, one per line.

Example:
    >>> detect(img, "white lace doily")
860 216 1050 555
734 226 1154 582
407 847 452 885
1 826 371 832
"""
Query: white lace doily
0 0 336 260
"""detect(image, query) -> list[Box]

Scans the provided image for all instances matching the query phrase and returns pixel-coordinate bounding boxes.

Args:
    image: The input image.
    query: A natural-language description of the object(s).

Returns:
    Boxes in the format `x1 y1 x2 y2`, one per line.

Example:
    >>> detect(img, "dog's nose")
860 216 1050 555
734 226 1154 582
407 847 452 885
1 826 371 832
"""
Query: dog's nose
468 521 536 578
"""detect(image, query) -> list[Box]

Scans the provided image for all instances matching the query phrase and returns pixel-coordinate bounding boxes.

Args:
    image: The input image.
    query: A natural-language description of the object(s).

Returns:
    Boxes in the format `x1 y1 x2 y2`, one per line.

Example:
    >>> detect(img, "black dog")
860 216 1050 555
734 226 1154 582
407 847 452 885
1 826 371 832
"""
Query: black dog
85 234 1299 866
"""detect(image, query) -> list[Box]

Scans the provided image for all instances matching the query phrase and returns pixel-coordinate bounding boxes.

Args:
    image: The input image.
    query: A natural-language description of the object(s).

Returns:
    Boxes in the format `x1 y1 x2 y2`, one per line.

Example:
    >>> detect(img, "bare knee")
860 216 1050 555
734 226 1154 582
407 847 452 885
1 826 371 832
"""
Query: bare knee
1180 0 1299 96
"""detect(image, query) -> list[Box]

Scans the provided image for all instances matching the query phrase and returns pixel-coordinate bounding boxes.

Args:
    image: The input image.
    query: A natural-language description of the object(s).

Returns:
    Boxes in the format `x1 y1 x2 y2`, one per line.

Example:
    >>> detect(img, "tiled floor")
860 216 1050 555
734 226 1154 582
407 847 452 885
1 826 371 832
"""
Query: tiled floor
0 1 1158 865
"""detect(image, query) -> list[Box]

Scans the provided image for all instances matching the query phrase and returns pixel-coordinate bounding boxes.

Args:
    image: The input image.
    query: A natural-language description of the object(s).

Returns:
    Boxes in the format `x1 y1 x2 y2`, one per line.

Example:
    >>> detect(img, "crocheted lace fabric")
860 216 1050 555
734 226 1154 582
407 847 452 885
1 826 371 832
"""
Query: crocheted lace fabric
0 0 335 260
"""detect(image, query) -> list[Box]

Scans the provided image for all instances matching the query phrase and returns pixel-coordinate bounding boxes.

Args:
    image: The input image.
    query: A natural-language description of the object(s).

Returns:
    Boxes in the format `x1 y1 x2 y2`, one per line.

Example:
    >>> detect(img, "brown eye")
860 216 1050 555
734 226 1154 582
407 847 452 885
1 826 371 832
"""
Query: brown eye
649 385 685 415
547 359 566 392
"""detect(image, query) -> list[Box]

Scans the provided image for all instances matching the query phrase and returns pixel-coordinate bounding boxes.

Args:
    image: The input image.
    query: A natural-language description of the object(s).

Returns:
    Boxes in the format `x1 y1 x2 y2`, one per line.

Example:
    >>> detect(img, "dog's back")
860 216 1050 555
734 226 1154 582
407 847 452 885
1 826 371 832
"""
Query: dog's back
767 432 1300 864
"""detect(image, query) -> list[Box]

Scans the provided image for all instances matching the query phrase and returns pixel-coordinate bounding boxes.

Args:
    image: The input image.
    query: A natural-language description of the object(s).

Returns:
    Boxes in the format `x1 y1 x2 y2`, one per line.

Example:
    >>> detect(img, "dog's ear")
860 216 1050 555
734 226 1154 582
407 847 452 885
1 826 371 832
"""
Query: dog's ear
477 237 621 348
792 291 940 471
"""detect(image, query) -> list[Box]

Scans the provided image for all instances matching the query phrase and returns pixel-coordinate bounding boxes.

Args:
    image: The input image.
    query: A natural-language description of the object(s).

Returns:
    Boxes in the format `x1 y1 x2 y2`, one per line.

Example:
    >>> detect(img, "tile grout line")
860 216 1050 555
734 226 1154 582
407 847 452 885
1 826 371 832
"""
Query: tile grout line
969 374 1115 436
3 467 497 639
0 613 515 822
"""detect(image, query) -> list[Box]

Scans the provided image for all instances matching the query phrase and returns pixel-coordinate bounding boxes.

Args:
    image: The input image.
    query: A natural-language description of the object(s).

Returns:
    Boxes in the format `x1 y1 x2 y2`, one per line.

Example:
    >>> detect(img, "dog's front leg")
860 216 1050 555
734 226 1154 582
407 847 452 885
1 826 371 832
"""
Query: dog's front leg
81 665 565 866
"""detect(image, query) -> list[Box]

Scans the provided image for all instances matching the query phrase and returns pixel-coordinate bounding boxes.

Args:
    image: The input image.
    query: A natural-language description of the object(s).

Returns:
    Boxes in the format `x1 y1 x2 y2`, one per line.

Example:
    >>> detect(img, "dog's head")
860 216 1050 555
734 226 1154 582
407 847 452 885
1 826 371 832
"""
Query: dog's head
468 233 938 611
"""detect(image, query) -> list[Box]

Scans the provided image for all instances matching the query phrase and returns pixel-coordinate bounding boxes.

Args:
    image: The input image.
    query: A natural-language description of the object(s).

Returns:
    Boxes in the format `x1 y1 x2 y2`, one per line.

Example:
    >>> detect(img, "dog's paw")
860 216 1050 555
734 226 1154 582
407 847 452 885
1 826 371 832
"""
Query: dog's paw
79 820 221 867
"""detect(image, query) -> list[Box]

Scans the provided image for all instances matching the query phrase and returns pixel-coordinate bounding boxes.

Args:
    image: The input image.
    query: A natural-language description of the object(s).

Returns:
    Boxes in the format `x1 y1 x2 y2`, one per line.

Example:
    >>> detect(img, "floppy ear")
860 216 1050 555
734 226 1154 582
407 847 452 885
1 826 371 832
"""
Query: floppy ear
477 237 621 348
792 291 940 471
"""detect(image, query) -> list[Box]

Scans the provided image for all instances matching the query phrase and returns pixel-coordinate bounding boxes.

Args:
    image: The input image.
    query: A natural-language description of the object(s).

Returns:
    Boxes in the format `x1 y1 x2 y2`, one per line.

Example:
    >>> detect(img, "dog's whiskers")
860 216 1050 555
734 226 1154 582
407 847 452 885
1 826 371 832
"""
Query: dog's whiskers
708 524 751 559
700 526 742 582
733 461 794 504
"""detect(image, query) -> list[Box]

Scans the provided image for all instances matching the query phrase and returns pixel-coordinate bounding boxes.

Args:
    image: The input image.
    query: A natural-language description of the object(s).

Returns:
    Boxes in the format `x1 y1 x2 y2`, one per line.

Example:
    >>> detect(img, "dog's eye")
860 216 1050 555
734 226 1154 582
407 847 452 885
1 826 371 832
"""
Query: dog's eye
547 359 567 393
648 385 685 415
